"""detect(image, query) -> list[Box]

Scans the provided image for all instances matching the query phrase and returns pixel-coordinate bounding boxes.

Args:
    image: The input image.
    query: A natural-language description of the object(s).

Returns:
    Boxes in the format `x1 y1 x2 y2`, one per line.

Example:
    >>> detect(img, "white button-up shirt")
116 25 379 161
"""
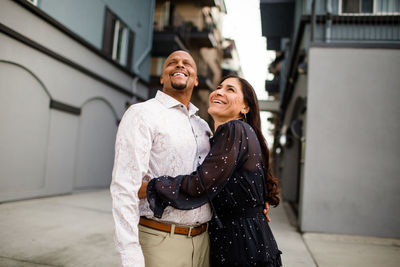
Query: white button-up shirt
110 91 213 267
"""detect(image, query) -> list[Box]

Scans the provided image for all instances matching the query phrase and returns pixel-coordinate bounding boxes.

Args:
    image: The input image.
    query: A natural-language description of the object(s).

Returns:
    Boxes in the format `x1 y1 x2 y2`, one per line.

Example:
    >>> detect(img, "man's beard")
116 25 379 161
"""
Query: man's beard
171 81 187 90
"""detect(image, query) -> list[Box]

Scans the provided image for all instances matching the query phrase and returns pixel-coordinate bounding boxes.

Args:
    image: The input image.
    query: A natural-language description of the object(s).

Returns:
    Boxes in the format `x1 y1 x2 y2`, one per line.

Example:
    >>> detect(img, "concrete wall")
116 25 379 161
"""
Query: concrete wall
0 0 138 202
279 74 308 205
300 47 400 238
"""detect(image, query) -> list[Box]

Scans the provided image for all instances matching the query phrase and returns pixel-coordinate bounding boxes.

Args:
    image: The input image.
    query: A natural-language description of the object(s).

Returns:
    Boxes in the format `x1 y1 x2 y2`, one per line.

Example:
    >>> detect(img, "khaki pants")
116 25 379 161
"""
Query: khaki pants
139 224 210 267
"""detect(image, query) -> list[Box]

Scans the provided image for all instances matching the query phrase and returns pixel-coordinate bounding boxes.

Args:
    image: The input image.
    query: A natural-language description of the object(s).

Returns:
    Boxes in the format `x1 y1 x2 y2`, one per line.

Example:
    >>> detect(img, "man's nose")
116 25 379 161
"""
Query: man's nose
176 61 184 68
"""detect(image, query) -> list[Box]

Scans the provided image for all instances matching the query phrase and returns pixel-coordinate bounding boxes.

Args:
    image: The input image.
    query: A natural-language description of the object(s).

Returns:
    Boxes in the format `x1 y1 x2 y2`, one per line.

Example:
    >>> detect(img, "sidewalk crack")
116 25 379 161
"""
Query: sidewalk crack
0 255 62 267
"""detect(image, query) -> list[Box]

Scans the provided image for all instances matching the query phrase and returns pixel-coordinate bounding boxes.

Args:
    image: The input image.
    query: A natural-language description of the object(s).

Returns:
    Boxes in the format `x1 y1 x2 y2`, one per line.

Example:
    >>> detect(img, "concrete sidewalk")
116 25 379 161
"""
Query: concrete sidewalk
0 190 399 266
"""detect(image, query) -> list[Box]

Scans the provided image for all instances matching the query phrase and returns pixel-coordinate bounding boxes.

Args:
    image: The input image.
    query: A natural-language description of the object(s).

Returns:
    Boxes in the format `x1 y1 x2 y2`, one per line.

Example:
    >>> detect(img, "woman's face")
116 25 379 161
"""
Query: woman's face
208 77 248 122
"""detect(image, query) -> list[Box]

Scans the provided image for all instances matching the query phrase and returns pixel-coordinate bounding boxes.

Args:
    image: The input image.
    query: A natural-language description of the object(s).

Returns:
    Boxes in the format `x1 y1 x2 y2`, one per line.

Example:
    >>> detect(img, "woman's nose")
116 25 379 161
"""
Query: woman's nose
215 88 223 96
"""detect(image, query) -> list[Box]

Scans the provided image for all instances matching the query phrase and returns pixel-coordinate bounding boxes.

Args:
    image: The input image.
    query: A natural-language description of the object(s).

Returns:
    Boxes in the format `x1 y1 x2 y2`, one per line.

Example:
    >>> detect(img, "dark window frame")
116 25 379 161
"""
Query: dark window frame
341 0 374 13
102 7 135 70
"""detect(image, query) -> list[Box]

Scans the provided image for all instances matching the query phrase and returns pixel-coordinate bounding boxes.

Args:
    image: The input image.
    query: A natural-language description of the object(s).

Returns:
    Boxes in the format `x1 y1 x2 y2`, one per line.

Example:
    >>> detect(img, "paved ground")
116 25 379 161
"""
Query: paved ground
0 190 399 267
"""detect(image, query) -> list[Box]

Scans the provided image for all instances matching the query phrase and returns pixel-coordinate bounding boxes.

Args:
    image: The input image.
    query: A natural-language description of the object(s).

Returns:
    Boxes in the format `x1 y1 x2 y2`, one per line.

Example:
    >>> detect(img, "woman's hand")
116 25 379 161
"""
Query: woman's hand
263 202 271 222
138 181 148 199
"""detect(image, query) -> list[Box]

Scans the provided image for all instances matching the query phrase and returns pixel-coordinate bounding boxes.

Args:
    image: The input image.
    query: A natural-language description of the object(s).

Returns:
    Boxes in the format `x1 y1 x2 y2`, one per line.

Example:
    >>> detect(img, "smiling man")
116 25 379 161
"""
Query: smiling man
110 51 212 267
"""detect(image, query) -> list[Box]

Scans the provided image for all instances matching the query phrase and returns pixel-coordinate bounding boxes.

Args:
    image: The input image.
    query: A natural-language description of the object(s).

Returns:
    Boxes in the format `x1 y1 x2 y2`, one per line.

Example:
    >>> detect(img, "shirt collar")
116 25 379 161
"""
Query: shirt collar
155 90 199 116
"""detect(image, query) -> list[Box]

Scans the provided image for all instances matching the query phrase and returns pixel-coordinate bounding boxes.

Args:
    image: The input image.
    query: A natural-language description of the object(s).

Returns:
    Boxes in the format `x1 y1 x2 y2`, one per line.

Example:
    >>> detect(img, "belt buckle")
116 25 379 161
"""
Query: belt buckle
187 226 193 237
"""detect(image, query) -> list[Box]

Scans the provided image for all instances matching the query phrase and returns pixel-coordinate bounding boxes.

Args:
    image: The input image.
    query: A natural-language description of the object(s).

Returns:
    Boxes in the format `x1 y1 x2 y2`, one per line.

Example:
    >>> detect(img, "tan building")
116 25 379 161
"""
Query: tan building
221 38 243 77
150 0 227 125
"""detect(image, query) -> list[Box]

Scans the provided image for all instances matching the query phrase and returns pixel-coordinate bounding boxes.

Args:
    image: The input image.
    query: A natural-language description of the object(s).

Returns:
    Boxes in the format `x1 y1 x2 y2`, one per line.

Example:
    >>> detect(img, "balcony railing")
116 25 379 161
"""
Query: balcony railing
153 10 217 54
311 14 400 43
278 11 400 111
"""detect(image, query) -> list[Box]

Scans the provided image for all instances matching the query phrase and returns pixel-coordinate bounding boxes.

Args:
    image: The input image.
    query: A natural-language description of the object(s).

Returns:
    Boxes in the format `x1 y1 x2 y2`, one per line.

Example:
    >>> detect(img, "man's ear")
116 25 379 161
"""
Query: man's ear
194 76 198 87
160 76 164 85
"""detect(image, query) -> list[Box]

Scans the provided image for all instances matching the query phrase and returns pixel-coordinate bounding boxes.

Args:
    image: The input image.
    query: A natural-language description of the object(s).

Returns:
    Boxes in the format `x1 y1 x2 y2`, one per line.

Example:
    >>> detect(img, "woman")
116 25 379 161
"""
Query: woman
142 75 282 267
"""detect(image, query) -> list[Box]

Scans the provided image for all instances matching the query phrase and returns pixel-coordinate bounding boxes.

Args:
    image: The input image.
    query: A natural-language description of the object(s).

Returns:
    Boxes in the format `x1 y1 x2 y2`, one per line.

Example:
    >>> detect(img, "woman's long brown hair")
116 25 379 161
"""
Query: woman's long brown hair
220 75 281 206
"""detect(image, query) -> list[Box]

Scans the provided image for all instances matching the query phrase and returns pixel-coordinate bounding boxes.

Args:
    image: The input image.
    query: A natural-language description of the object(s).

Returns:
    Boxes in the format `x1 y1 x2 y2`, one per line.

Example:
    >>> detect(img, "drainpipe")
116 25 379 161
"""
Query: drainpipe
311 0 316 42
133 0 155 76
130 76 140 104
325 0 332 42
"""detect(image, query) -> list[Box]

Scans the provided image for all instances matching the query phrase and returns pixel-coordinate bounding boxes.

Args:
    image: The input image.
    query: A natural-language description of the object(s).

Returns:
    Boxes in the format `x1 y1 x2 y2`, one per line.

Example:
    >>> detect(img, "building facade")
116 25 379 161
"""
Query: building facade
150 0 228 125
260 0 400 238
0 0 155 201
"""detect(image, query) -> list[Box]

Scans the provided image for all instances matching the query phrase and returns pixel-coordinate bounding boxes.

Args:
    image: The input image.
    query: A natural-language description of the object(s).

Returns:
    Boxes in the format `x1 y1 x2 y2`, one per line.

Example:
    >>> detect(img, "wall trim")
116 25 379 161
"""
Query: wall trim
81 96 119 120
310 42 400 49
0 60 52 98
0 23 146 101
50 100 81 115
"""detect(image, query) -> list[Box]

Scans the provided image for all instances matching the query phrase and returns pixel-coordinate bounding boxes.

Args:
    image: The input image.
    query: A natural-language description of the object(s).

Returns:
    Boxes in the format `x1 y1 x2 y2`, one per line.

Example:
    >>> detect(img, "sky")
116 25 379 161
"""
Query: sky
222 0 276 147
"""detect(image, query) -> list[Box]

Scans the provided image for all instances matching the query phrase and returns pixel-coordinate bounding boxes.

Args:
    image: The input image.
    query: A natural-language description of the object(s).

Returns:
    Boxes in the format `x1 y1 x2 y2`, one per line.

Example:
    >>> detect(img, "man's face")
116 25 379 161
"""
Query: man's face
161 51 198 92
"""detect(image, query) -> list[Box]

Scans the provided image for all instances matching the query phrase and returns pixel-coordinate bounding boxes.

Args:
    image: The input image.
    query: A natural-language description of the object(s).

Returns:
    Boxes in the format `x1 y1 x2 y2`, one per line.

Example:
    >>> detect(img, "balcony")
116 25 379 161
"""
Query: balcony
152 27 188 57
265 78 280 94
198 61 214 90
309 14 400 43
189 28 217 48
200 0 227 13
153 12 217 54
260 0 295 51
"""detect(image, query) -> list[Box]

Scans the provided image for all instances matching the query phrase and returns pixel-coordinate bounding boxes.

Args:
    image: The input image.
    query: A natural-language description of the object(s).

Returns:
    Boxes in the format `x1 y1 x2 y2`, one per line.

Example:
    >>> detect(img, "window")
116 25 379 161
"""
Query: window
341 0 400 13
112 20 129 65
342 0 374 13
102 8 134 69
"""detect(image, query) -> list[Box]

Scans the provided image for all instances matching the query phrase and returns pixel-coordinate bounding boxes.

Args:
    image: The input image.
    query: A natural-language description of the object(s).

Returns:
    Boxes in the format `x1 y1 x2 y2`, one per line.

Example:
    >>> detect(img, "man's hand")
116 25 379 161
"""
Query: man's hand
138 181 148 199
263 202 271 222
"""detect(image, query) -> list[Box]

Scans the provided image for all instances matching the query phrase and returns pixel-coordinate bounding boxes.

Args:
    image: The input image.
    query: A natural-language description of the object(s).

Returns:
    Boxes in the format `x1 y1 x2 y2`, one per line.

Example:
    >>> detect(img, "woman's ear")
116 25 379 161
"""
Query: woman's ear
242 106 250 114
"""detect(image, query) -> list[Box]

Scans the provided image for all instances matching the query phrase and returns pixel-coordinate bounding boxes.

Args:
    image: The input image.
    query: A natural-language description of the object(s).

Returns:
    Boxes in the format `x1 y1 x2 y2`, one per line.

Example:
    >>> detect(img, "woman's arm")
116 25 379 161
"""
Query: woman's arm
147 121 249 218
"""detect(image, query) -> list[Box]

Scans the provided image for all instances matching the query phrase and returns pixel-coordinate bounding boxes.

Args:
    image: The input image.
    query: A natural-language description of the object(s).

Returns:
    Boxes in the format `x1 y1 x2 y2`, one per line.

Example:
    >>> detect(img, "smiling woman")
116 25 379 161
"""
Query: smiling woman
208 77 249 129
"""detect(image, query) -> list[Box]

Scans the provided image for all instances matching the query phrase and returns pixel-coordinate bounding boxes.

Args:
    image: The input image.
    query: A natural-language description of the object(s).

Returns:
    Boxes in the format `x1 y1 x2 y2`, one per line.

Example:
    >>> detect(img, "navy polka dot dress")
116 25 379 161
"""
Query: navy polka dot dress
148 120 282 266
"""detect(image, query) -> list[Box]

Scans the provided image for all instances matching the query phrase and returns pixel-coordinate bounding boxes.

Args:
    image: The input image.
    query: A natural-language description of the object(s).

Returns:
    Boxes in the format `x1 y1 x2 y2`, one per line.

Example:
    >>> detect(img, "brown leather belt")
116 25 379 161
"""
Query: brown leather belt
139 217 208 237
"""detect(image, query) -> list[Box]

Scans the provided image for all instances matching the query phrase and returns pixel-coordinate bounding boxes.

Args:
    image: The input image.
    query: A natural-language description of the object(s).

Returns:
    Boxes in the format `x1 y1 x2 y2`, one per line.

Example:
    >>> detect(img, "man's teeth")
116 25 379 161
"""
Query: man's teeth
173 73 185 77
213 100 222 104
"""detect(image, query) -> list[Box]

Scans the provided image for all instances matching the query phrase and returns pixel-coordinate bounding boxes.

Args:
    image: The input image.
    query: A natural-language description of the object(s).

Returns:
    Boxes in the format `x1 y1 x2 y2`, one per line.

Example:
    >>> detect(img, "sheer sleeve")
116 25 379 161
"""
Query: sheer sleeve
147 120 249 218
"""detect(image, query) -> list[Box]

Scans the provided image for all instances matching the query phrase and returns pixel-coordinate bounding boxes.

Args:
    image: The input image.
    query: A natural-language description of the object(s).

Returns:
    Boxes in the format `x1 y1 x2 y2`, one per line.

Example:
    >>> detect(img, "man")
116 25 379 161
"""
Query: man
110 50 212 267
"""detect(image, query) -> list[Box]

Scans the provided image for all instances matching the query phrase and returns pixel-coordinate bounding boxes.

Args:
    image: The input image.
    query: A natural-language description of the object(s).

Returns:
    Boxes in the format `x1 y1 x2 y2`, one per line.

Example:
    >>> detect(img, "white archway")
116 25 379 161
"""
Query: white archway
74 97 118 189
0 61 51 200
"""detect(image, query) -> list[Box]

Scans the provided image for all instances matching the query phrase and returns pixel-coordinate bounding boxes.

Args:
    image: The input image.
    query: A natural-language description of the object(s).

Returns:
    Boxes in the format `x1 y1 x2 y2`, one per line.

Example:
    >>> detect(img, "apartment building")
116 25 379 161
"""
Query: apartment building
0 0 155 201
150 0 227 124
260 0 400 238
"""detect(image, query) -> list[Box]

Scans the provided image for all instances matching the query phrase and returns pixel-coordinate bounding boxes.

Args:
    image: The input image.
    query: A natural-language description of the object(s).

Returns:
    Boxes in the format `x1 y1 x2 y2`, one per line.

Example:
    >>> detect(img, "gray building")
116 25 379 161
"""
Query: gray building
260 0 400 238
0 0 155 202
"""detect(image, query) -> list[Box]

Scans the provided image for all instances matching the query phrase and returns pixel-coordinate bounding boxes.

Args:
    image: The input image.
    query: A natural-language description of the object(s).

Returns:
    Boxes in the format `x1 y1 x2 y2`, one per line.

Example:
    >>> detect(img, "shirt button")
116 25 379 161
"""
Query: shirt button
199 156 201 159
